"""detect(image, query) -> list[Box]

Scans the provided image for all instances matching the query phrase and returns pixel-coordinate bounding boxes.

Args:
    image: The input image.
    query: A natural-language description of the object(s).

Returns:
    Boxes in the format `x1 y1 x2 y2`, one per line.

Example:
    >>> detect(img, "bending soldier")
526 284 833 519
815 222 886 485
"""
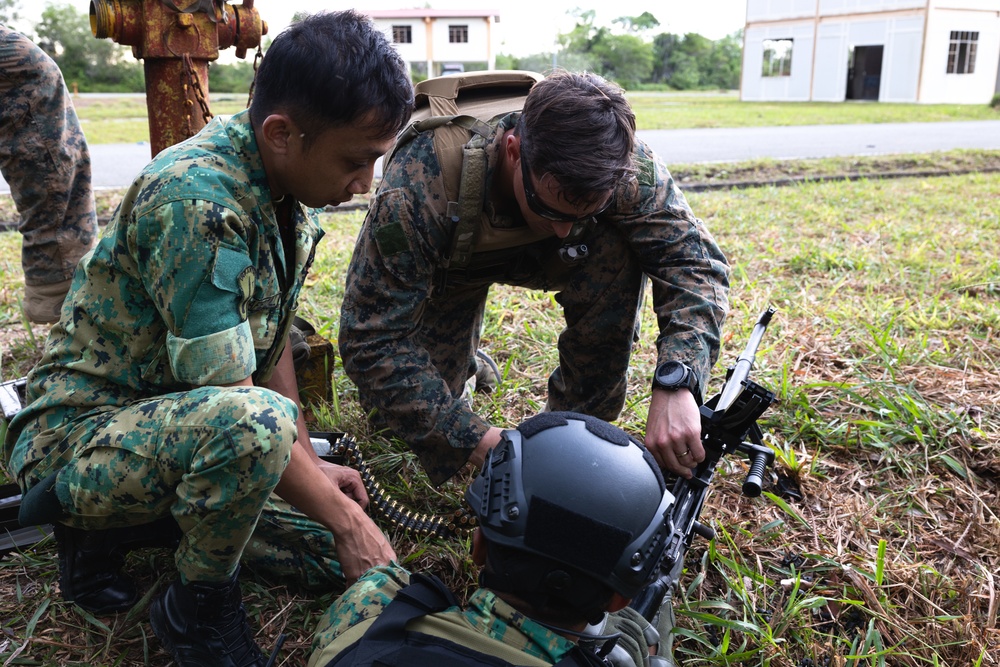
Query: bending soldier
339 70 730 486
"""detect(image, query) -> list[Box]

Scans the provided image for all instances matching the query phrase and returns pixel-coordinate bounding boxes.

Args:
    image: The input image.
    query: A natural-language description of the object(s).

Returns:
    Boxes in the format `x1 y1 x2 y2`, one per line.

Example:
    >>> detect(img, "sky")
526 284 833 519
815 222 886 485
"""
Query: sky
20 0 748 57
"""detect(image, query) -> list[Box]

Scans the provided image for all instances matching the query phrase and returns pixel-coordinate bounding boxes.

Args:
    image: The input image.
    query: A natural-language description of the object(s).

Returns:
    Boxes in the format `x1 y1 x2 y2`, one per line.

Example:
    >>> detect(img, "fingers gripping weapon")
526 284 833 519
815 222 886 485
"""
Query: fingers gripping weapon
630 307 777 625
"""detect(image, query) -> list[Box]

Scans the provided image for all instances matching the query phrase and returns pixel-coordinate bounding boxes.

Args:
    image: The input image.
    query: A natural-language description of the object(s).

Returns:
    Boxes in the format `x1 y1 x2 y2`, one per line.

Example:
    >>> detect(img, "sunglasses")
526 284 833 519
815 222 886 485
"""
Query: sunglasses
519 150 612 223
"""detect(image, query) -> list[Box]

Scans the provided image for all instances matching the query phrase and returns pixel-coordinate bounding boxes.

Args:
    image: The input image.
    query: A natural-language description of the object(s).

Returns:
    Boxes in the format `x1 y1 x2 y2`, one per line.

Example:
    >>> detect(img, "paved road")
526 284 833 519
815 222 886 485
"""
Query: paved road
2 120 999 193
641 120 1000 164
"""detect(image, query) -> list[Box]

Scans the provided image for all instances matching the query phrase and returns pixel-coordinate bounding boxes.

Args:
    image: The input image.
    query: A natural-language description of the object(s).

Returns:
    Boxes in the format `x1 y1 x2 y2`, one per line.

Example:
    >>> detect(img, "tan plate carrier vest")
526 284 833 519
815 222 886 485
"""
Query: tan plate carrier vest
387 71 591 295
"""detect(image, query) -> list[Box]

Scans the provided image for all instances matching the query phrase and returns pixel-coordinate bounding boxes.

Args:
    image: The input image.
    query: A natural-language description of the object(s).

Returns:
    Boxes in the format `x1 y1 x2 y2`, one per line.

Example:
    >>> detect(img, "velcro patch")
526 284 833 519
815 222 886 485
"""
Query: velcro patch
374 222 410 256
636 155 656 187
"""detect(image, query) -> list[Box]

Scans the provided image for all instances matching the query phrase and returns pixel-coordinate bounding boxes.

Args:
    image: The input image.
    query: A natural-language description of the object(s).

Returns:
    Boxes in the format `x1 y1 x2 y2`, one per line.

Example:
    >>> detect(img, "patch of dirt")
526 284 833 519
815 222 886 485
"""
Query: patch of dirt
670 148 1000 190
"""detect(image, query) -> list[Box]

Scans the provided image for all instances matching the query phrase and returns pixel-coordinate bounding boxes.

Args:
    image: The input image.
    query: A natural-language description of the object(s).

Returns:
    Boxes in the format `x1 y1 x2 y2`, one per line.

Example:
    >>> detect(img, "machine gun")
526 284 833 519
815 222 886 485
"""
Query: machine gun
630 307 777 625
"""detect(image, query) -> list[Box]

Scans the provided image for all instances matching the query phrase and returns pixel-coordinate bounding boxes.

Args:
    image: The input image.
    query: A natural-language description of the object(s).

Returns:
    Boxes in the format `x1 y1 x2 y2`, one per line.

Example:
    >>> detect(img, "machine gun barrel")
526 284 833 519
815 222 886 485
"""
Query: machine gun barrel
714 307 774 414
631 307 777 623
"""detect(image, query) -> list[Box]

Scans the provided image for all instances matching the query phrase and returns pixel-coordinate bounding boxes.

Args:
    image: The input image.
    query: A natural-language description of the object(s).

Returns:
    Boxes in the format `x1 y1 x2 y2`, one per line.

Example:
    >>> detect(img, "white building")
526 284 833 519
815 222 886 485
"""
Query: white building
365 9 501 78
741 0 1000 103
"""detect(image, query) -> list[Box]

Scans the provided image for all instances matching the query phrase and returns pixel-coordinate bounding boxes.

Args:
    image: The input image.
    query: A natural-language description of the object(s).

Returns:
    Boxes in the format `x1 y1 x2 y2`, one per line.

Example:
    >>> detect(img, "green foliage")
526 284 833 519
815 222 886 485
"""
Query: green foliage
0 0 20 24
613 11 660 33
652 31 743 90
549 10 741 91
35 2 143 92
523 51 600 76
590 33 653 89
556 10 656 89
208 60 255 95
991 93 1000 109
558 8 601 53
495 53 519 70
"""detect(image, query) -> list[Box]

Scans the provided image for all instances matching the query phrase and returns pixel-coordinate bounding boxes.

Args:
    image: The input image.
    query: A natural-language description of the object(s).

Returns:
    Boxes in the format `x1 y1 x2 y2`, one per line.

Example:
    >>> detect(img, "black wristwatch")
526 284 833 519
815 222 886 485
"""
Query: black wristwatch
651 361 701 403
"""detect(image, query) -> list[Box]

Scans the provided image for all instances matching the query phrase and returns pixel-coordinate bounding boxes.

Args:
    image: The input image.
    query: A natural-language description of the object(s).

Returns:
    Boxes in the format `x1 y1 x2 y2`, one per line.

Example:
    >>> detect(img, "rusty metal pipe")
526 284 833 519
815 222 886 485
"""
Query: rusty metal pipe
89 0 266 157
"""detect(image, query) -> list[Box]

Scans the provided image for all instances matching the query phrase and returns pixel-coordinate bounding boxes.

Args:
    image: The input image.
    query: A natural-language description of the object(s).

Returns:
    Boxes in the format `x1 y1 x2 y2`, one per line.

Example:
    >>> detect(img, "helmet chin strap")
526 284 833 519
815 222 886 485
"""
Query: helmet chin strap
548 618 621 659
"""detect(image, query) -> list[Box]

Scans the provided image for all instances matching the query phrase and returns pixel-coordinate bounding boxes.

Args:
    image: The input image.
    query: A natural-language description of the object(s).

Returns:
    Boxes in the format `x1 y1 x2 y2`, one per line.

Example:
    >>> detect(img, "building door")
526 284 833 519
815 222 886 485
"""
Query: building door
846 45 884 101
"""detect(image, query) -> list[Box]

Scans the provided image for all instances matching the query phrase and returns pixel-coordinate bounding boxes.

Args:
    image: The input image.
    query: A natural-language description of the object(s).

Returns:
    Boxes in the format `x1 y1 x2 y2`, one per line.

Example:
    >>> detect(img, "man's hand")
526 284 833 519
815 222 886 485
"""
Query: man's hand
468 426 504 469
274 441 396 583
332 508 397 584
264 337 394 582
318 461 368 508
644 388 704 478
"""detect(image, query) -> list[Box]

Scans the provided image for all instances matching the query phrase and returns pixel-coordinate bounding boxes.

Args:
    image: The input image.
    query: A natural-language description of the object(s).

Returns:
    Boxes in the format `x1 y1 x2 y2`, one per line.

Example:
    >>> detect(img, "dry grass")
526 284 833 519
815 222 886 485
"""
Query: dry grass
1 162 998 666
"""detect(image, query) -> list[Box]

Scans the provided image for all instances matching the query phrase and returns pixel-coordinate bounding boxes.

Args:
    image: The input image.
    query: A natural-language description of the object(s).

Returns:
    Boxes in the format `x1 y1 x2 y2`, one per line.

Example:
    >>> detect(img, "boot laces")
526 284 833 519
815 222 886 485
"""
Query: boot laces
211 600 265 666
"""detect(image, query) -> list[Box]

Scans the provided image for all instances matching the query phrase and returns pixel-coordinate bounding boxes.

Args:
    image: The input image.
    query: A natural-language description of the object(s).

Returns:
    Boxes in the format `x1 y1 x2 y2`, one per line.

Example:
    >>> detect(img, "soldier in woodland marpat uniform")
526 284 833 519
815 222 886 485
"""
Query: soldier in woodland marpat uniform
340 70 730 486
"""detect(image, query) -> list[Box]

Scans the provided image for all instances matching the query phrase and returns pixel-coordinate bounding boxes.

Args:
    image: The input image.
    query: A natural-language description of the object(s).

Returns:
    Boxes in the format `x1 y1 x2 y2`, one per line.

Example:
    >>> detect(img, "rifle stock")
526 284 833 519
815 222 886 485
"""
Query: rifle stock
630 307 777 622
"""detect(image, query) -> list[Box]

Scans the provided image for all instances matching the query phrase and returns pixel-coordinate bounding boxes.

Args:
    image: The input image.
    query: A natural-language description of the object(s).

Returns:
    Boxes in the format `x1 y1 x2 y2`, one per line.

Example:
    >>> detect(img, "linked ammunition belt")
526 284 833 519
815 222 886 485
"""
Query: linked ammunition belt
314 432 477 540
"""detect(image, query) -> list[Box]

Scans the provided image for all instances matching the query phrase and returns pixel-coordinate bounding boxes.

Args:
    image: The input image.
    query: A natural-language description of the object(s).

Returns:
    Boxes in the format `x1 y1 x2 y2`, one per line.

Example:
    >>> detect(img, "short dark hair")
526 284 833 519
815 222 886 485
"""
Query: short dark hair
517 70 636 206
249 10 414 143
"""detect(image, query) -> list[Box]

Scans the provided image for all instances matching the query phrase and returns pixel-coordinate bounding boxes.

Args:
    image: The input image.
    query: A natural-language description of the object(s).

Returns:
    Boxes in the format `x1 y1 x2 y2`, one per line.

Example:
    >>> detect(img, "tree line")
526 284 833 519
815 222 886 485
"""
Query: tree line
3 2 743 94
502 10 743 91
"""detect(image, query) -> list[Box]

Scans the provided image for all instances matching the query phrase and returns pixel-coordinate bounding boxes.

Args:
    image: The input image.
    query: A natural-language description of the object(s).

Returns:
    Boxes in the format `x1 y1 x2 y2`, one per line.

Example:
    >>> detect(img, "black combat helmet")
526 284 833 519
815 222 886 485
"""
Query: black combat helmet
465 412 674 619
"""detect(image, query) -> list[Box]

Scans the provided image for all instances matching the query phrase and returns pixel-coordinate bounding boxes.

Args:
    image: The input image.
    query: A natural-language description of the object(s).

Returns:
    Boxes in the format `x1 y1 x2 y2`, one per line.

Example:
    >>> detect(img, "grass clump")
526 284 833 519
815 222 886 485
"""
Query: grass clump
1 169 998 666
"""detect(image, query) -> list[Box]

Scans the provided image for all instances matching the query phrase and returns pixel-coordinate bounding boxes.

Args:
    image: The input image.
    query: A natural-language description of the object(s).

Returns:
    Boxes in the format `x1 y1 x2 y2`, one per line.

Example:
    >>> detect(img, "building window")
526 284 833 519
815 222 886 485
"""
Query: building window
947 31 977 74
761 39 793 77
448 24 468 43
392 25 412 44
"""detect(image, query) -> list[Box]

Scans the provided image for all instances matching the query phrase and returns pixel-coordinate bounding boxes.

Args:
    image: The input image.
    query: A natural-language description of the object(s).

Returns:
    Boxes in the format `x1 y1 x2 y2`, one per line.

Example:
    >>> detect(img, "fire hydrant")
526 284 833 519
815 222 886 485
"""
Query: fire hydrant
89 0 267 157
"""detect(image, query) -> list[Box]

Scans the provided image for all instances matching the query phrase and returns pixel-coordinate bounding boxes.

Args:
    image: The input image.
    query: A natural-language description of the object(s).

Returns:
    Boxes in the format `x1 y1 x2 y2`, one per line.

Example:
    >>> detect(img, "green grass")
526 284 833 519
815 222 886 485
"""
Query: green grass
73 94 256 145
2 170 997 666
627 91 1000 130
69 92 1000 144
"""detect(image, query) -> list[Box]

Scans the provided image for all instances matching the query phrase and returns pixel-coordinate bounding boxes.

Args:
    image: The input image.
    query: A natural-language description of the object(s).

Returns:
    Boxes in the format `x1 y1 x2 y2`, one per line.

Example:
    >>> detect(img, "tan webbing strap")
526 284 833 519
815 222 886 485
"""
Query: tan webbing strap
387 71 545 283
450 140 488 266
387 114 491 168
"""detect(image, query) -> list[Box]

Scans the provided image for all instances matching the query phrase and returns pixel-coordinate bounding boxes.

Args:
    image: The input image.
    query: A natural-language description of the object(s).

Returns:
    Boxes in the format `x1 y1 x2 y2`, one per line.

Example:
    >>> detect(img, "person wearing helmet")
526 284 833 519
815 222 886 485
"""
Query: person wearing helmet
307 412 675 667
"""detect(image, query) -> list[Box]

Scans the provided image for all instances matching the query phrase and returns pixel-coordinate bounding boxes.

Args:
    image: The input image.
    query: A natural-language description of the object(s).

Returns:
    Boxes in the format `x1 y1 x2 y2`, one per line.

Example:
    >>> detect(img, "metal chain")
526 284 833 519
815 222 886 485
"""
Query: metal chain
180 57 195 139
246 44 263 109
182 54 214 134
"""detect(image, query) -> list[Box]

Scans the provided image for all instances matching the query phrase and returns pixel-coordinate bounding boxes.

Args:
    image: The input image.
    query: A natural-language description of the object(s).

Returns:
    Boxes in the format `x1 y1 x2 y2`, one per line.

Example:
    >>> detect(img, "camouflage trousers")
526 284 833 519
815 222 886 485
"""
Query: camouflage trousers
0 26 98 286
430 222 646 421
22 386 343 588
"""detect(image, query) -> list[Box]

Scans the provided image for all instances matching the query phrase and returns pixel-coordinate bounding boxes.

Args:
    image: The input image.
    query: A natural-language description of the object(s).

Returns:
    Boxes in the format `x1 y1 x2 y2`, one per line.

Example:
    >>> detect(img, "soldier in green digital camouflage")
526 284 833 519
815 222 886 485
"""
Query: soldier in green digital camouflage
339 70 730 487
308 413 670 667
0 26 98 324
2 11 413 667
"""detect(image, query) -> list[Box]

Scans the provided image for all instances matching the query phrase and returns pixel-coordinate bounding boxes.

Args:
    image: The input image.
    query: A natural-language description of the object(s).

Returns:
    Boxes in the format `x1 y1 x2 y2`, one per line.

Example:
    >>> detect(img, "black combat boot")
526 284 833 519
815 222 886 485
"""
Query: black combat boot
149 570 267 667
53 523 138 613
53 517 183 614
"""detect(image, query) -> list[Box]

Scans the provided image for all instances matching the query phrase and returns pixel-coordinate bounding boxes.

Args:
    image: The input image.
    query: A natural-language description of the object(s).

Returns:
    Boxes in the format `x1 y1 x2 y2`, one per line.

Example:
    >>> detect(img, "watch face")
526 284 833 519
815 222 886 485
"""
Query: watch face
657 361 685 386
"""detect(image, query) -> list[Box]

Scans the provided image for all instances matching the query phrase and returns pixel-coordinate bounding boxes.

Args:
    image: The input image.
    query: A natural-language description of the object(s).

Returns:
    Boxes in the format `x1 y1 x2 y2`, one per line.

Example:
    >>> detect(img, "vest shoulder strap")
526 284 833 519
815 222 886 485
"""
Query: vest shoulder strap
387 72 544 273
323 572 612 667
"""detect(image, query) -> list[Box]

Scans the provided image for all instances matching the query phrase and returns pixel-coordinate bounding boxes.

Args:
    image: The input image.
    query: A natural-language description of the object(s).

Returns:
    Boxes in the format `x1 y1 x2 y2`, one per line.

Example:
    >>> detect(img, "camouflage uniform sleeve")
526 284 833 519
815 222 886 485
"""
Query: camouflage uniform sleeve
308 563 410 667
129 198 258 386
339 134 491 484
610 139 730 390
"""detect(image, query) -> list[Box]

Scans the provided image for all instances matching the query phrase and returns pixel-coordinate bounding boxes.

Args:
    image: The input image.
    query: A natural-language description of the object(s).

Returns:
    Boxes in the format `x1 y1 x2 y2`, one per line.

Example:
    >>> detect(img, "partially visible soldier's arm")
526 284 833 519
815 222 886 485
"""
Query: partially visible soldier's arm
264 341 395 582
